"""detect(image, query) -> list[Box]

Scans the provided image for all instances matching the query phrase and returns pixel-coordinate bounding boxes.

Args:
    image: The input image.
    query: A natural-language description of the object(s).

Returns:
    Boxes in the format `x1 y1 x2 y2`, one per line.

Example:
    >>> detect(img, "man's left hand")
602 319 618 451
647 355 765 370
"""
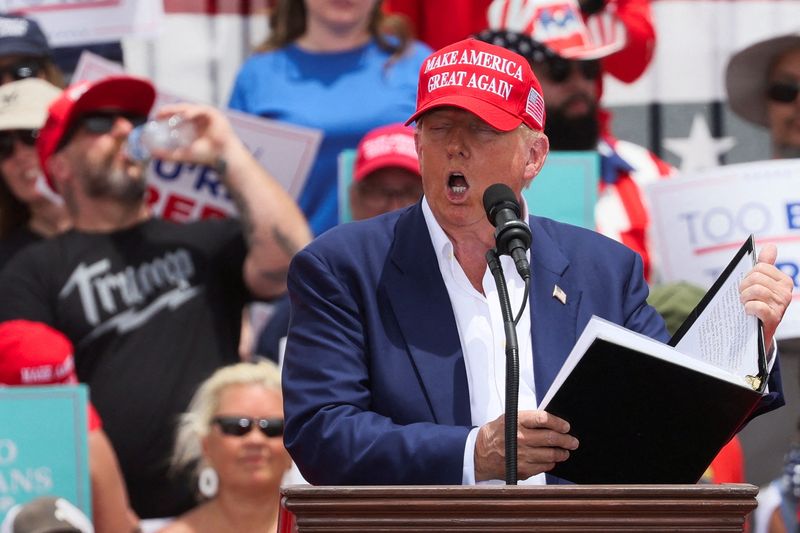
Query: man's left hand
151 103 240 169
740 243 794 353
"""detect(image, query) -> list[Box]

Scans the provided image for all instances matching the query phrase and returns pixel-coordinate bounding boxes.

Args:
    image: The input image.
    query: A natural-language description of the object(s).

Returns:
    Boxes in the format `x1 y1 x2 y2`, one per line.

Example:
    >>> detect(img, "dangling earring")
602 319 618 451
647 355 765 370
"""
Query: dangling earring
198 465 218 498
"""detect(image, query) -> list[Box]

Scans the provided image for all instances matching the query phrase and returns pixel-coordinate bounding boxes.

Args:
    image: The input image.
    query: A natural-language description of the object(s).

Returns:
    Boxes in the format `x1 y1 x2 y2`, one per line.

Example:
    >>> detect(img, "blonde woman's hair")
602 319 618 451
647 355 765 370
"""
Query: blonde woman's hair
171 360 282 489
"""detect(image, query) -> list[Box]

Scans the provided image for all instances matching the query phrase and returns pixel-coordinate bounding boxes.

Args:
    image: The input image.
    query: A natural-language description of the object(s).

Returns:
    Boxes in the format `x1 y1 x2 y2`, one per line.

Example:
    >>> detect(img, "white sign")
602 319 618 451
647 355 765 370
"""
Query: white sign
646 159 800 340
1 0 164 47
72 52 322 223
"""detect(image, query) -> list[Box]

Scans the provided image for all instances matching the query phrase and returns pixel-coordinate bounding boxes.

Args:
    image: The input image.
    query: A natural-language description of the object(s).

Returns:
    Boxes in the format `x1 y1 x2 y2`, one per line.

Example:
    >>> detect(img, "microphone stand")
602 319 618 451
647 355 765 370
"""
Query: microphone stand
486 247 519 485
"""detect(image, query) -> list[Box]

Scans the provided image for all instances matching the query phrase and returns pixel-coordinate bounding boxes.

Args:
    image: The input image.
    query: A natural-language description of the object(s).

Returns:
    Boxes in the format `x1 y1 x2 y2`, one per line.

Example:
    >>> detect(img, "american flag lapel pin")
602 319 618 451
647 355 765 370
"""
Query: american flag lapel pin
552 284 567 305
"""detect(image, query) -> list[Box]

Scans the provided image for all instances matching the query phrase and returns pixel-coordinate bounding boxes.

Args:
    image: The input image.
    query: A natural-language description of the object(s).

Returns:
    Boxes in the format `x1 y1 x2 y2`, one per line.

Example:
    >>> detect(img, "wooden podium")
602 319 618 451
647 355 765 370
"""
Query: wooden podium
279 484 757 532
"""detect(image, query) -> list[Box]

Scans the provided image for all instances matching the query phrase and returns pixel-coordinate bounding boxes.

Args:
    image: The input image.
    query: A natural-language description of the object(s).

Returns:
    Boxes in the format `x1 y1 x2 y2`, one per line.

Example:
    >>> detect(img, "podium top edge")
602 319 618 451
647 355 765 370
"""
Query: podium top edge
280 484 758 498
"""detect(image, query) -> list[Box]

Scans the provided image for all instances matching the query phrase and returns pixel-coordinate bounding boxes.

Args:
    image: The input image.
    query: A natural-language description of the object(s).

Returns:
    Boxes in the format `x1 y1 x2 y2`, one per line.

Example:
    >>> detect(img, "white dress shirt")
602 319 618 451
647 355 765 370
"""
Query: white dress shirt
421 198 546 485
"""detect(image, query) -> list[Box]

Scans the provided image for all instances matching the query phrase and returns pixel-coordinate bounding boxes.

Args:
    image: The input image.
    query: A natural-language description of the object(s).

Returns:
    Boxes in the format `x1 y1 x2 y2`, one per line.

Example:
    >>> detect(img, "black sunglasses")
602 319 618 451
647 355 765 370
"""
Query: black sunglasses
79 111 148 134
212 416 284 438
0 59 43 84
0 129 38 161
57 111 148 152
542 58 601 84
767 81 800 104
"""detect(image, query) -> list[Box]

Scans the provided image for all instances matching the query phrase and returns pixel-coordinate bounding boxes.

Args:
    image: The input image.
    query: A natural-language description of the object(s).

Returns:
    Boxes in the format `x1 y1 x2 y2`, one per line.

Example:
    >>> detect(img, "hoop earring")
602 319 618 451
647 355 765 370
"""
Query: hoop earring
198 466 218 498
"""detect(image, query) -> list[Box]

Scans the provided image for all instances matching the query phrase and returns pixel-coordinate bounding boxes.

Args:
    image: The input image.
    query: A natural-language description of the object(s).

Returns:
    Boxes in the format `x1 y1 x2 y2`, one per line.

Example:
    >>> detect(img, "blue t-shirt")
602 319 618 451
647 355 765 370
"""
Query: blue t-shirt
229 39 431 235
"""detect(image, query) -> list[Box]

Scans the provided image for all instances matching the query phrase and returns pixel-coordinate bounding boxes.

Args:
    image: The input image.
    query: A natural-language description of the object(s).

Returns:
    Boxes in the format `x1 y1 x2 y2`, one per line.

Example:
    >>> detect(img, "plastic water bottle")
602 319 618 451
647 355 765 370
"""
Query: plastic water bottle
127 115 197 161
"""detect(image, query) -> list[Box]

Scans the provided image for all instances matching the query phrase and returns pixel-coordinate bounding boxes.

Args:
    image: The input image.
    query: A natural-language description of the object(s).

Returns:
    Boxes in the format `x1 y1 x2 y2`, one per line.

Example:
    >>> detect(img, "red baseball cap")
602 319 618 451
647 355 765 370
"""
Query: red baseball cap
406 38 546 132
36 75 156 186
0 320 102 431
354 123 420 182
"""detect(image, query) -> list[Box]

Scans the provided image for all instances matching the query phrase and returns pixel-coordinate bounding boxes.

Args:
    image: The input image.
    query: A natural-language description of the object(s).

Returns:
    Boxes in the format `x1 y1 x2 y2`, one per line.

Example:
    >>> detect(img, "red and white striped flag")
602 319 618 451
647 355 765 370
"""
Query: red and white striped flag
526 87 545 127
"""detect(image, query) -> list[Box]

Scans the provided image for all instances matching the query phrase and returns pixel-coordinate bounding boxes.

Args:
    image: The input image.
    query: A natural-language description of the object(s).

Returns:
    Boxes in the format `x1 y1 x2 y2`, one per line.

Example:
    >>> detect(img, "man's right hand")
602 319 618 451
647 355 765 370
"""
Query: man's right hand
474 410 579 482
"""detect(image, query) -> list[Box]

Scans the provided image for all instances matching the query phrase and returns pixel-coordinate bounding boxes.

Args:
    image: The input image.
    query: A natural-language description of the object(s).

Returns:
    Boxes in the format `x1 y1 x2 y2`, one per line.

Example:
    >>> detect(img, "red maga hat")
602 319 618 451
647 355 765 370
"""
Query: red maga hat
0 319 102 430
354 123 420 182
36 75 156 187
406 38 546 132
0 319 77 386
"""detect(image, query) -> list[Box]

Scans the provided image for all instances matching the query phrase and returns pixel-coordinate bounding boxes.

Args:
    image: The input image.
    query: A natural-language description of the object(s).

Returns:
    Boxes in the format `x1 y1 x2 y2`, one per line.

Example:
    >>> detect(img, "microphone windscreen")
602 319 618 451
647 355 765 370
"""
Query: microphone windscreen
483 183 520 223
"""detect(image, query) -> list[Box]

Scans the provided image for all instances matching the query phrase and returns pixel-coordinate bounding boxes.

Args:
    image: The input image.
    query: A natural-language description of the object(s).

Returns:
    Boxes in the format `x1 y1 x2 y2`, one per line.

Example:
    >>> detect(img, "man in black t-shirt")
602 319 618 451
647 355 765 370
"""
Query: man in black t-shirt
0 75 312 520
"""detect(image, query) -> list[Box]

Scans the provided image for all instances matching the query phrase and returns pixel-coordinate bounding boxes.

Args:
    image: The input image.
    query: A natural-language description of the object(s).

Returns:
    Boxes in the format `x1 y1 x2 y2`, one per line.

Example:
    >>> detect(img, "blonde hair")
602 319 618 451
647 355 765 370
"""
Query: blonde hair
171 361 282 484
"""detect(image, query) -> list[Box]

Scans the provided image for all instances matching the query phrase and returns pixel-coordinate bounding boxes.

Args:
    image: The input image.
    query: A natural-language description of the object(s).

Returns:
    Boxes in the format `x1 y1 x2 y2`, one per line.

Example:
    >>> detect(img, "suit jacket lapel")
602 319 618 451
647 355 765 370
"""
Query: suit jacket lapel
382 204 472 426
528 217 582 405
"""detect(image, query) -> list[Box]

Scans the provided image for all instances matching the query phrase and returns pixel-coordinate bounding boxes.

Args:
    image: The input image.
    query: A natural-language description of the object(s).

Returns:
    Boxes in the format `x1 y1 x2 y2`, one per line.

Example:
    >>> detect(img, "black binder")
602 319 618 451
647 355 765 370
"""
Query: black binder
541 236 767 484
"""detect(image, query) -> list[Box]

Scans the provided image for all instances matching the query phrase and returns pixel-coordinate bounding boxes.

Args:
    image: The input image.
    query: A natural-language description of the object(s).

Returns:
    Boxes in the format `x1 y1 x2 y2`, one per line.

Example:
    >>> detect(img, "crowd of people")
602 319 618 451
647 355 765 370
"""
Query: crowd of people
0 1 797 533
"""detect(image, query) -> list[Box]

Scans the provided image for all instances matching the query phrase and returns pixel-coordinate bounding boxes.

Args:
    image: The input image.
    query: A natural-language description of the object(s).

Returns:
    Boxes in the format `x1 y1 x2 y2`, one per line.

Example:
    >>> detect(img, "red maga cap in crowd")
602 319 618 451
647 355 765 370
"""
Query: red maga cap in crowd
0 320 78 386
0 320 102 430
406 38 546 132
36 75 156 186
354 123 420 182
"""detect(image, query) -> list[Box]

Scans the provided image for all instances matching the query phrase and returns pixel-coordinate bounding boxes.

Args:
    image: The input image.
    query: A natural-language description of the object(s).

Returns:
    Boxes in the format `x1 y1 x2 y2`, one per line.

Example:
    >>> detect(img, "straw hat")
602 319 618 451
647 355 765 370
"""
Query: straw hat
725 32 800 127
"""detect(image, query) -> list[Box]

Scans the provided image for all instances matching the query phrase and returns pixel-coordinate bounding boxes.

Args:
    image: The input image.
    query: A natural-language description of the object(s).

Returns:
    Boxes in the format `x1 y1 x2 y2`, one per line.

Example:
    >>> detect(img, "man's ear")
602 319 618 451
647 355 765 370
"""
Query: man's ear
523 132 550 185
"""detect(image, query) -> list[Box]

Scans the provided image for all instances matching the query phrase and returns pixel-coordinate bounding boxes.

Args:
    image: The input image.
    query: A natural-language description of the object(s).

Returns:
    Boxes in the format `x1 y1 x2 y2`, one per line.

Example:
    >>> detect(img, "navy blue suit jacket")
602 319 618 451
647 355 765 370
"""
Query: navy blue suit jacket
282 202 783 485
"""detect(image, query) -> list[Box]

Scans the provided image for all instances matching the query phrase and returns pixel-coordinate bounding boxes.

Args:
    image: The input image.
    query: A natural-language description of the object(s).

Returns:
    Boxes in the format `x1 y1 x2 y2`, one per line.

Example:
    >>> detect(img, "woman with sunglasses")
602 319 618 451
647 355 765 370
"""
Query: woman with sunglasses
161 361 292 533
726 32 800 160
0 77 70 270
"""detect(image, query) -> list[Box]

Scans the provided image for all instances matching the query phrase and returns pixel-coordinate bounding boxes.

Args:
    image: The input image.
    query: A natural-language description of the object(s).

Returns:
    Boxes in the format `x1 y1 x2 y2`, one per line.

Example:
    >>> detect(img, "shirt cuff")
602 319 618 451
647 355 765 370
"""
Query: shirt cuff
462 427 480 485
764 341 778 393
767 342 778 371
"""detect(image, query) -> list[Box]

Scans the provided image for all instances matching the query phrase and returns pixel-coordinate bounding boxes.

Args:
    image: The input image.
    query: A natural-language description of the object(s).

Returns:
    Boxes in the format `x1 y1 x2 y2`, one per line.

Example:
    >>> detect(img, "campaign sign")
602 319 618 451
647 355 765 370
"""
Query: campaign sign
72 52 322 223
0 385 90 523
1 0 163 46
337 149 358 224
524 151 599 229
646 159 800 340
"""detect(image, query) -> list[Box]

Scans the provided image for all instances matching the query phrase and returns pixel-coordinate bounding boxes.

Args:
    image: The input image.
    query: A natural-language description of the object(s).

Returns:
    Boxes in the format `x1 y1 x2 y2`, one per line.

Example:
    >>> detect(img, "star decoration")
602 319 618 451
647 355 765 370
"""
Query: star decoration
664 114 737 172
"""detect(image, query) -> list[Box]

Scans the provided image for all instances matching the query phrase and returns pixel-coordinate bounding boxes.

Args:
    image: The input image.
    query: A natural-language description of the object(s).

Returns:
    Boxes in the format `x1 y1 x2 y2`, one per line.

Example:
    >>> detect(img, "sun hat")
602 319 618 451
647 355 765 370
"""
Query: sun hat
725 32 800 127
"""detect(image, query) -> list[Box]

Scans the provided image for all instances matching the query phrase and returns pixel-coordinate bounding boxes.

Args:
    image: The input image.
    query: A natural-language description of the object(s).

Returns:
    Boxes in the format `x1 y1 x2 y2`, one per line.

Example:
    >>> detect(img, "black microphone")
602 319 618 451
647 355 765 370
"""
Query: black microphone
483 184 532 280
